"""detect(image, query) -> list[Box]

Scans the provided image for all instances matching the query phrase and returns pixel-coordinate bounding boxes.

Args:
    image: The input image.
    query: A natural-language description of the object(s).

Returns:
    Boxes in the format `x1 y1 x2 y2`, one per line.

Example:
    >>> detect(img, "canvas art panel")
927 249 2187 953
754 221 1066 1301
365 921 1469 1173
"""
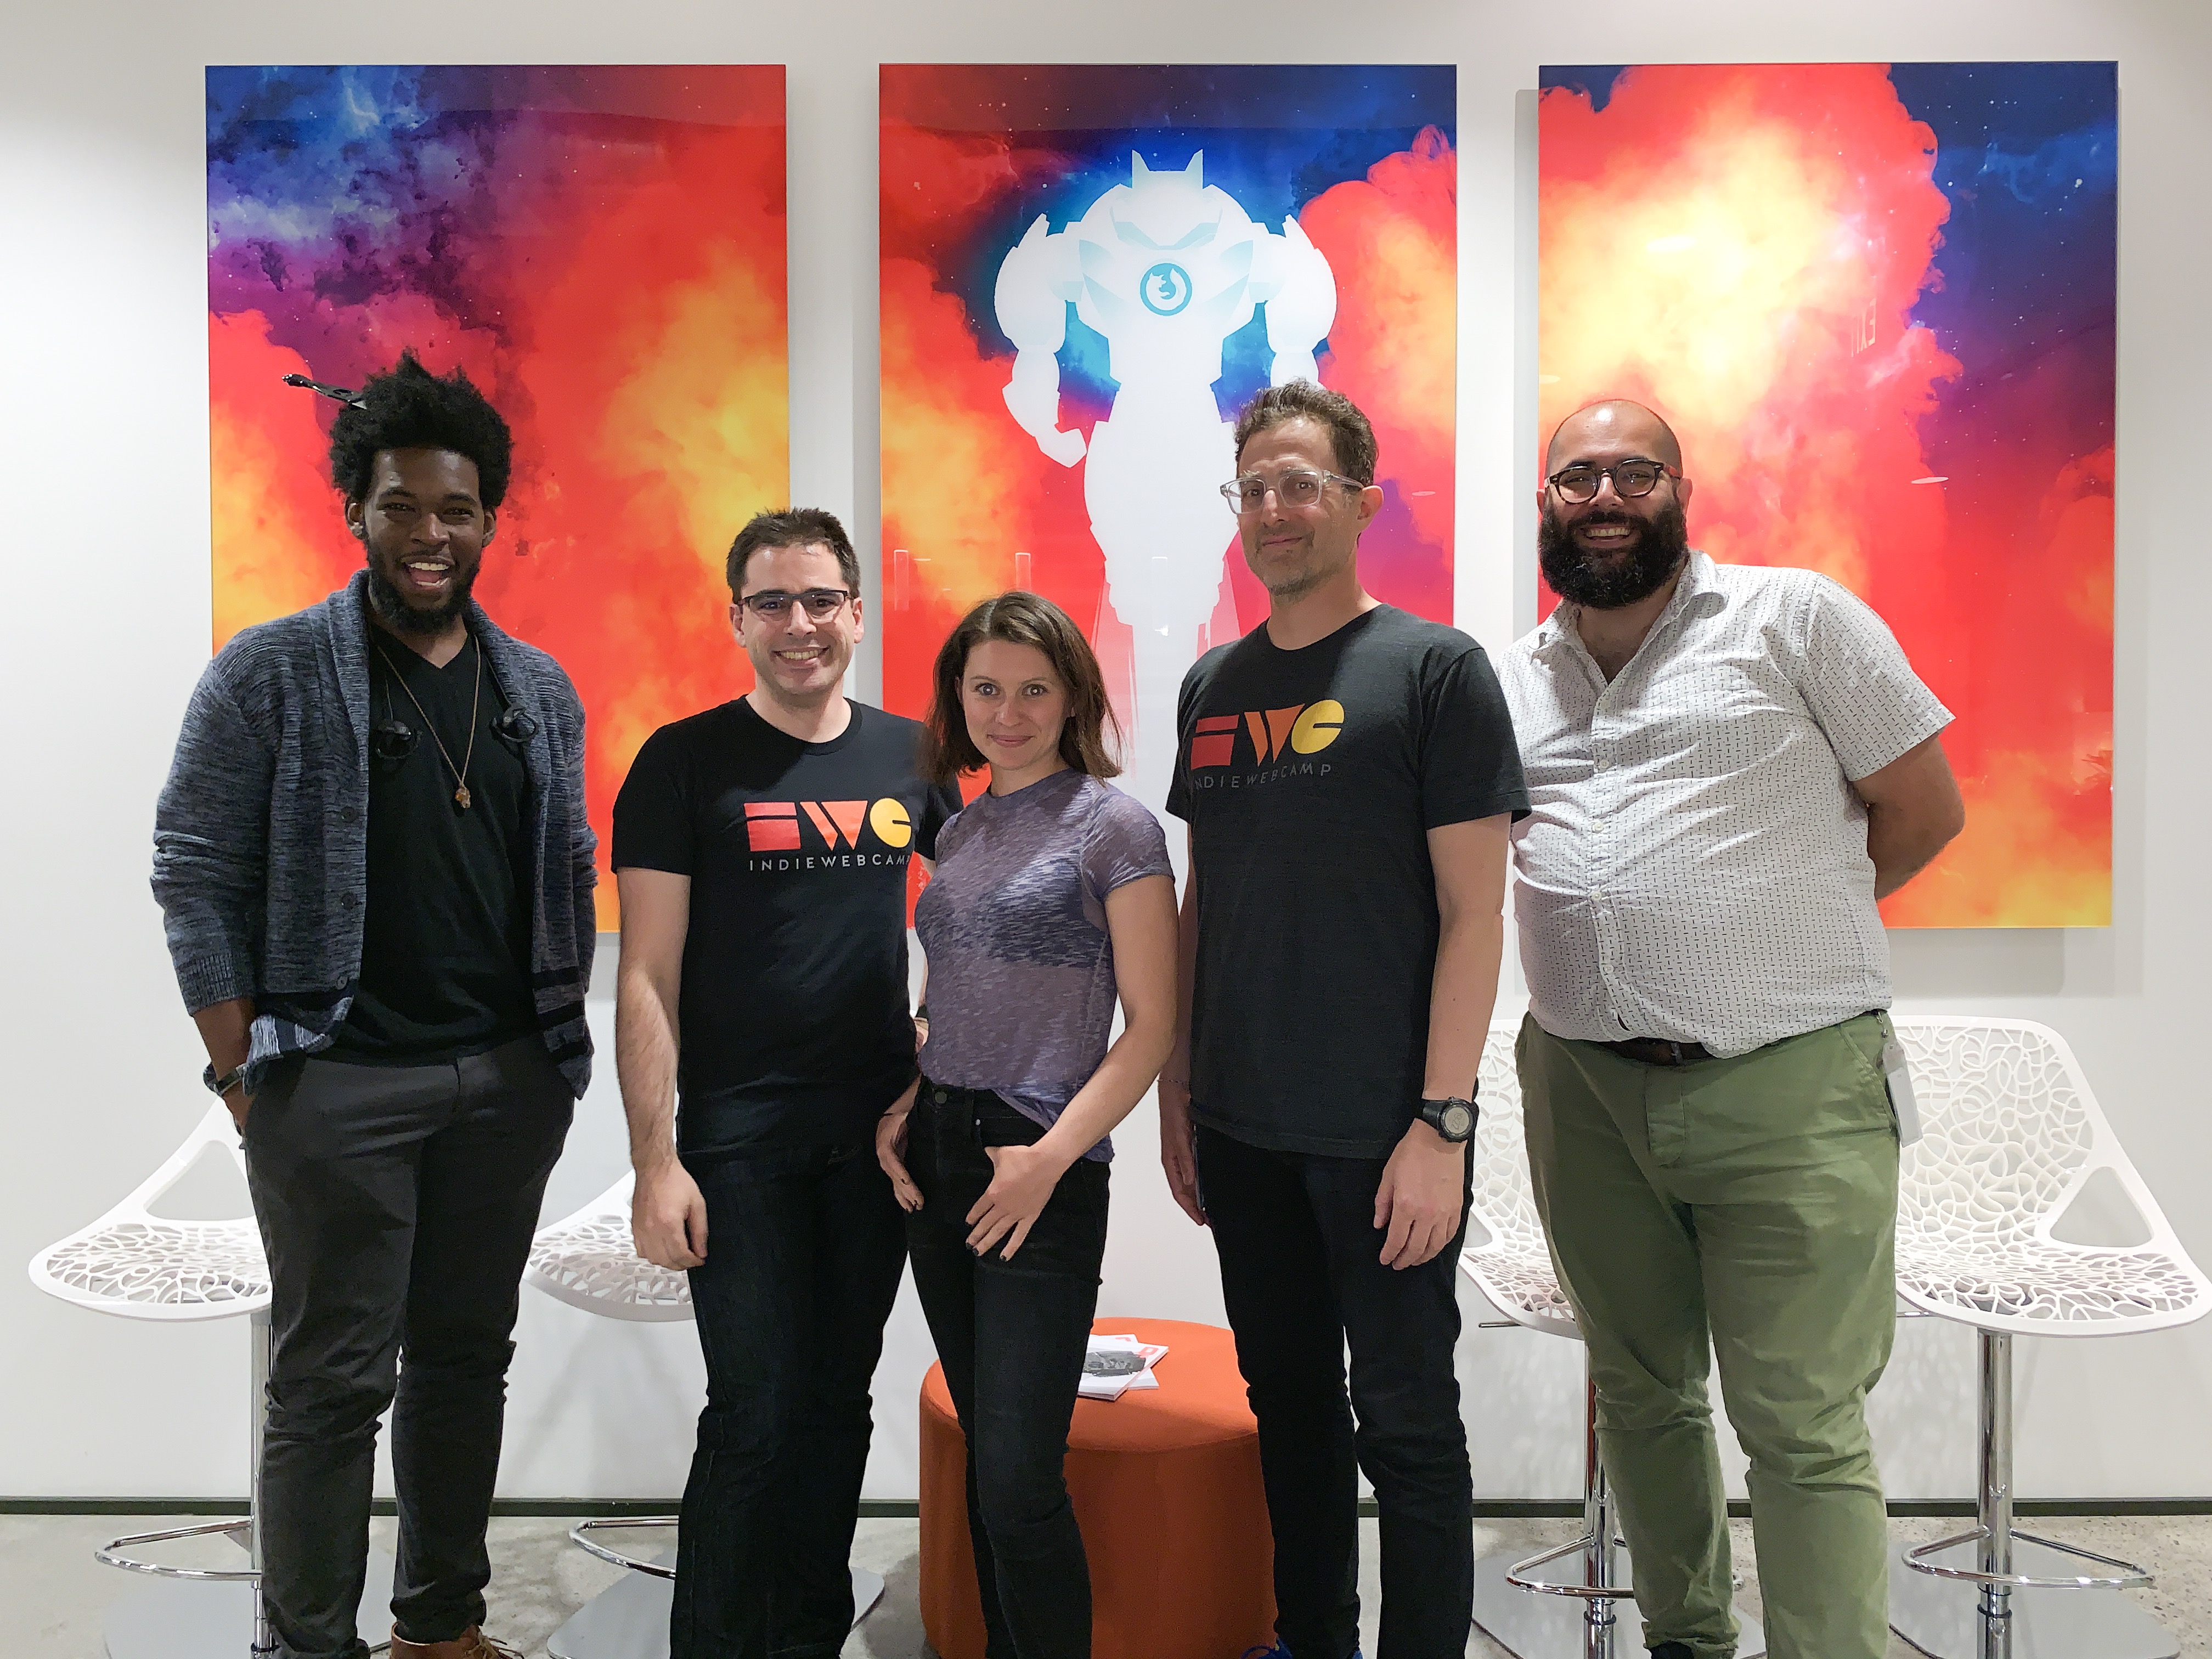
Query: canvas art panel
880 64 1458 823
207 64 789 928
1538 61 2117 927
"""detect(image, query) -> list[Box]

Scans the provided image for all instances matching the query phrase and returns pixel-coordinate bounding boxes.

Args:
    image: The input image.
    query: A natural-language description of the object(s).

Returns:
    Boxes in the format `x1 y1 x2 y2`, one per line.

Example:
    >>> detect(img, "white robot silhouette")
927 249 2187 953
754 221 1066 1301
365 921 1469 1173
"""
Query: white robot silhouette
995 152 1336 818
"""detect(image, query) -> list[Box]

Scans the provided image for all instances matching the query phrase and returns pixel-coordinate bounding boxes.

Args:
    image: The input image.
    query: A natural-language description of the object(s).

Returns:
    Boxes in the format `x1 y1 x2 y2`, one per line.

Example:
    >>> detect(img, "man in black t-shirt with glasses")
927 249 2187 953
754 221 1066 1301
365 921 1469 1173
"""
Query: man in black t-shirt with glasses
1163 383 1528 1659
612 507 959 1659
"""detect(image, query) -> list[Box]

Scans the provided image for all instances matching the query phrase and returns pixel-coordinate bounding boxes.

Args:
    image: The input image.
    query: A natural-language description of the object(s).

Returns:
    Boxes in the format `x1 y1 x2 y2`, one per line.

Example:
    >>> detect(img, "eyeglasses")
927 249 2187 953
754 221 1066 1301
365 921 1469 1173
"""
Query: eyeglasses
740 588 853 619
1545 459 1682 505
1219 469 1367 515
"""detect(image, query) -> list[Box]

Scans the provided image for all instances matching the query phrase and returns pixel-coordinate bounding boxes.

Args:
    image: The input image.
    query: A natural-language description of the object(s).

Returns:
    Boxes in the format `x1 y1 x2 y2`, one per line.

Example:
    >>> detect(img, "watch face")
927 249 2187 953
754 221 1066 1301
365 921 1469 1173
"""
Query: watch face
1443 1103 1474 1139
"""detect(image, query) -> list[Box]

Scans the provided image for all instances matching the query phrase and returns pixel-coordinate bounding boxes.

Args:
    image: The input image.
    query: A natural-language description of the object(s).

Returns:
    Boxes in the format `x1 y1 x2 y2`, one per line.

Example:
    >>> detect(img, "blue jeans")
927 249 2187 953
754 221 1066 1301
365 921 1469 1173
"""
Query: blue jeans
671 1141 907 1659
906 1084 1110 1659
1197 1123 1474 1659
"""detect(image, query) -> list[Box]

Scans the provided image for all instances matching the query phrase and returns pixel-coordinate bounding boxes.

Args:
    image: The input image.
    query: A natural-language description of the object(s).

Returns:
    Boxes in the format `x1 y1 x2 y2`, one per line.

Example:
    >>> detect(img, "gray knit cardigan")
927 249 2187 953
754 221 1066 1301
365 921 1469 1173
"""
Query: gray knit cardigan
151 570 597 1094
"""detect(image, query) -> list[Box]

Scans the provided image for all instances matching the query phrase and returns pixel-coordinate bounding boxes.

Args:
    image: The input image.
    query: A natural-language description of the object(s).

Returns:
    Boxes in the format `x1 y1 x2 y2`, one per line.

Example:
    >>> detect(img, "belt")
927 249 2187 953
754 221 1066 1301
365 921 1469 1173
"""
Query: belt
1603 1036 1714 1067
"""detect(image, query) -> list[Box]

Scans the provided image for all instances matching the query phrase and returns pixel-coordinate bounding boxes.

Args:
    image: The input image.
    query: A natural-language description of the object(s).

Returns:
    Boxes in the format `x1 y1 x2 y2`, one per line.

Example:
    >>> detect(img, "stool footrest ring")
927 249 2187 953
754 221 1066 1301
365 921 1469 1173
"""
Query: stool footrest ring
1504 1533 1635 1603
1904 1527 2153 1590
570 1515 679 1580
94 1519 257 1582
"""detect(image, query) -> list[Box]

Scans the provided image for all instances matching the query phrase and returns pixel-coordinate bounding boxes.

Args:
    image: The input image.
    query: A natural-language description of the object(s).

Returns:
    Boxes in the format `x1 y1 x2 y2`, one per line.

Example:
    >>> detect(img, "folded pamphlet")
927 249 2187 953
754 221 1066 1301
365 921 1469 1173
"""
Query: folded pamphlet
1078 1334 1169 1401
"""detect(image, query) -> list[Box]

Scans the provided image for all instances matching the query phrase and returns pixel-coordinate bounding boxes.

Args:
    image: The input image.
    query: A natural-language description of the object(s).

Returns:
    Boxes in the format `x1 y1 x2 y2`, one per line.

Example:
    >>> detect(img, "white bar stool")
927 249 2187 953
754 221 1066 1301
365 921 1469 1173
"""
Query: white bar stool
27 1099 394 1657
1886 1017 2209 1659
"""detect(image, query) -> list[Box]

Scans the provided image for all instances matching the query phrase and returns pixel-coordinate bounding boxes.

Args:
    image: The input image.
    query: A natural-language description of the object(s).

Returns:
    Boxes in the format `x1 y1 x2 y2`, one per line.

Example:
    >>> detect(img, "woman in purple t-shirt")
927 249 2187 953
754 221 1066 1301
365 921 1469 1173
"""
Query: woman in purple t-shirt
877 591 1177 1659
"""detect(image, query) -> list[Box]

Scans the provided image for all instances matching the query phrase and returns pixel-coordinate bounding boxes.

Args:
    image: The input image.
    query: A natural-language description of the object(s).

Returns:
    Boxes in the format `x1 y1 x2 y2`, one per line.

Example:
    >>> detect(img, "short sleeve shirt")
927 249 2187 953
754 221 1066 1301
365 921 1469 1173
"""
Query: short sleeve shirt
1499 552 1954 1057
914 769 1172 1161
1166 606 1530 1158
611 699 961 1155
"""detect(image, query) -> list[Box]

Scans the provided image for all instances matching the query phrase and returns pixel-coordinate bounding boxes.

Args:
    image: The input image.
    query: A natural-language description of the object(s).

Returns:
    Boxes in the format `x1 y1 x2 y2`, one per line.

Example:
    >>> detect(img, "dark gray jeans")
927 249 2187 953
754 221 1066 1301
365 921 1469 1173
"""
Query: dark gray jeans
669 1139 907 1659
243 1036 573 1658
906 1084 1109 1659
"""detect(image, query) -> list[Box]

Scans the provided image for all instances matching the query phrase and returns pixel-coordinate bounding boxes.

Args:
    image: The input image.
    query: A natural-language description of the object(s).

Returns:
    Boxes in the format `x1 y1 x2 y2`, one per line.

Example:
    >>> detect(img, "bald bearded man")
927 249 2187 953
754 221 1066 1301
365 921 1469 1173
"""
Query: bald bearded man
1498 402 1965 1659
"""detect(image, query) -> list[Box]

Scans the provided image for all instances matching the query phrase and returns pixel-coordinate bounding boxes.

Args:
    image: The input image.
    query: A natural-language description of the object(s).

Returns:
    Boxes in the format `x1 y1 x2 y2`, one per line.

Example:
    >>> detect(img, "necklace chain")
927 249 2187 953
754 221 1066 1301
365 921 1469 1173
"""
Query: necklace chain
374 634 481 809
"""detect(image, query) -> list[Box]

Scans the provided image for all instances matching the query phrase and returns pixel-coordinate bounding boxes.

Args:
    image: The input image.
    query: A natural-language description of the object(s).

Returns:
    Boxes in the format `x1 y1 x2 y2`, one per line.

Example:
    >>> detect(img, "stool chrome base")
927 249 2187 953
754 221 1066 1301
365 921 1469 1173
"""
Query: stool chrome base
103 1547 397 1659
1890 1537 2176 1659
545 1553 883 1659
1472 1549 1766 1659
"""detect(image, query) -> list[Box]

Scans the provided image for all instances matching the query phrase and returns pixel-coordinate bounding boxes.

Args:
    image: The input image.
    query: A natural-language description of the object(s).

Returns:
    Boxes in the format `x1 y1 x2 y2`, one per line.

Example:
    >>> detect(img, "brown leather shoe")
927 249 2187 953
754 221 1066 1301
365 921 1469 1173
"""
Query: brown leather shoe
388 1628 521 1659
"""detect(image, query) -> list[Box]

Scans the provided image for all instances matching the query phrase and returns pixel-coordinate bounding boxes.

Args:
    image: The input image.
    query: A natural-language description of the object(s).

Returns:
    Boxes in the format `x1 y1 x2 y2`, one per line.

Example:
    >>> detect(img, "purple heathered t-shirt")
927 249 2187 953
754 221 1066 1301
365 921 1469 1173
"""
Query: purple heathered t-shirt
913 768 1173 1162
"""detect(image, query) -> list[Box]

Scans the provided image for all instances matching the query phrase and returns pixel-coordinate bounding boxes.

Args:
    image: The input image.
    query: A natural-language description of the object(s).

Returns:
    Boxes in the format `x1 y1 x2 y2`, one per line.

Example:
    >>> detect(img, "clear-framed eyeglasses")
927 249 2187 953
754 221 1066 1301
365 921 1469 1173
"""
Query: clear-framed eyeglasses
739 587 853 619
1545 459 1682 505
1219 469 1368 515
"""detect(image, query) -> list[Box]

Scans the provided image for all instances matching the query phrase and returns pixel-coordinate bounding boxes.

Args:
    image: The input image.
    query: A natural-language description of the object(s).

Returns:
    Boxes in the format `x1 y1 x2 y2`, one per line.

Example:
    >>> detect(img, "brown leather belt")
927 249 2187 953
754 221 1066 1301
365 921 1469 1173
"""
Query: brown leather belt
1604 1036 1714 1067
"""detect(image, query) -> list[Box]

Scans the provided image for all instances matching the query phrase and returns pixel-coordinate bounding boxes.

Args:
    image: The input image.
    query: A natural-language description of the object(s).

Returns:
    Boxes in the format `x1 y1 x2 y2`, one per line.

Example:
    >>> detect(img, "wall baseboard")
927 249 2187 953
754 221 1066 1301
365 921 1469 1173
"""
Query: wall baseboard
7 1497 2211 1519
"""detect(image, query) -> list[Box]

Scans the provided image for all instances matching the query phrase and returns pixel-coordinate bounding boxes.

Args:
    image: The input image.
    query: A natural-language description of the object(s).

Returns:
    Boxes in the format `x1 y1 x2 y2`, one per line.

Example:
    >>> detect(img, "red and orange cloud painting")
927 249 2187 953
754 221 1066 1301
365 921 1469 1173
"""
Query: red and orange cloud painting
208 66 789 928
1541 63 2115 927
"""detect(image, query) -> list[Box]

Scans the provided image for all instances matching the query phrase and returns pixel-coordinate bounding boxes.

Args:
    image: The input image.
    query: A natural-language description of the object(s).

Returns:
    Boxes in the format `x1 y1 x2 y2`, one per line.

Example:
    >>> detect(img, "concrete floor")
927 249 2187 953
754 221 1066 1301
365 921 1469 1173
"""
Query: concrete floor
4 1511 2205 1657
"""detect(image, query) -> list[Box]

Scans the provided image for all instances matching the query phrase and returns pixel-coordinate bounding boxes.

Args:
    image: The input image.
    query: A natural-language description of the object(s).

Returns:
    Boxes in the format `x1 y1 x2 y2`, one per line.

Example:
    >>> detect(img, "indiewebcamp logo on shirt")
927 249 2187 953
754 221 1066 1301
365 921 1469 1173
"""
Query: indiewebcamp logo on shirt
1184 698 1344 791
742 798 916 872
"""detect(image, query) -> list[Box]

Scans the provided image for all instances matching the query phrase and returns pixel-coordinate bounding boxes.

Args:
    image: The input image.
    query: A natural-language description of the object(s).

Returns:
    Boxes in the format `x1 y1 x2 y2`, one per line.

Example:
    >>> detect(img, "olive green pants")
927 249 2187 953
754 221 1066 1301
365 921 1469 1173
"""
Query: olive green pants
1517 1013 1900 1659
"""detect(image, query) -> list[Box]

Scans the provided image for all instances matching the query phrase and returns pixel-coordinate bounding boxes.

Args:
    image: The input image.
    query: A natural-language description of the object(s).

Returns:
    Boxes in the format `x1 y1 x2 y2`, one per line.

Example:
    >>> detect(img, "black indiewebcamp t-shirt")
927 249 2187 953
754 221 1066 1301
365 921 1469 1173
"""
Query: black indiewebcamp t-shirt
1166 606 1530 1158
612 699 961 1156
331 630 538 1064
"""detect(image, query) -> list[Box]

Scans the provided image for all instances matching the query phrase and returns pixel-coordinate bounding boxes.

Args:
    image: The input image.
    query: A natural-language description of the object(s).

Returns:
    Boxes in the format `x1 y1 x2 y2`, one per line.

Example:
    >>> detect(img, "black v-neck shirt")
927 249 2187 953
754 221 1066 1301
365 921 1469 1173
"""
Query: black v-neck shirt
329 628 538 1064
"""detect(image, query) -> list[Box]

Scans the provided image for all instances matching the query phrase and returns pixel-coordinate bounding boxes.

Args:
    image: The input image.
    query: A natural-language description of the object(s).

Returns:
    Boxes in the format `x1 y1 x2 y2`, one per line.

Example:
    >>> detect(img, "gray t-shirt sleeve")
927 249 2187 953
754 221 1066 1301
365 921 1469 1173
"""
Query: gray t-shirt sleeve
1081 788 1173 921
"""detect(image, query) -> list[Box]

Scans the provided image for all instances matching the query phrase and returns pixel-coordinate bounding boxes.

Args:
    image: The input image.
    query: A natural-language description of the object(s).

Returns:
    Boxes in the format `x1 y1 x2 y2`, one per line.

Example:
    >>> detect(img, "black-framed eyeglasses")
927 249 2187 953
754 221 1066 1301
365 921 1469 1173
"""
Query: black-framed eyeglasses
1218 469 1367 515
1545 459 1682 505
740 587 853 619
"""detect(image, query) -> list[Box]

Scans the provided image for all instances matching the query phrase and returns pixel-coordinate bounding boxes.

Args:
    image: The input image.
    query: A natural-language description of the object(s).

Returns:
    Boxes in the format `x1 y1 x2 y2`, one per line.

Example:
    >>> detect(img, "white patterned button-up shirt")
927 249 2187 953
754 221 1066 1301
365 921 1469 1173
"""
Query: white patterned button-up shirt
1499 552 1952 1058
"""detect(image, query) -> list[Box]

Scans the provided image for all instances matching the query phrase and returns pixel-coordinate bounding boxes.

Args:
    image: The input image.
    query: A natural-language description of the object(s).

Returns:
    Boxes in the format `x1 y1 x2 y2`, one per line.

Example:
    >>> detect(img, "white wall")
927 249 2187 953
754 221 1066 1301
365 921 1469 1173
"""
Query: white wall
4 0 2208 1504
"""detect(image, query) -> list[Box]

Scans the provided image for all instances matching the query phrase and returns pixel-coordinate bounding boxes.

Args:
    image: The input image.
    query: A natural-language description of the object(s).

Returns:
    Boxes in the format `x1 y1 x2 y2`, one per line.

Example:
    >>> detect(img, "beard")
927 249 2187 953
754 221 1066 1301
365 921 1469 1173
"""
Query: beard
365 554 478 637
1538 499 1690 610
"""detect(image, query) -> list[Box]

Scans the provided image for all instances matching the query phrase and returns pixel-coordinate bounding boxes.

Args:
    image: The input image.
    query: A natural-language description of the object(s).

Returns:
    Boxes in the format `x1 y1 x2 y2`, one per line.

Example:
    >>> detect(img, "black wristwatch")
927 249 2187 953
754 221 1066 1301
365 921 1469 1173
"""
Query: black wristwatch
1419 1096 1477 1143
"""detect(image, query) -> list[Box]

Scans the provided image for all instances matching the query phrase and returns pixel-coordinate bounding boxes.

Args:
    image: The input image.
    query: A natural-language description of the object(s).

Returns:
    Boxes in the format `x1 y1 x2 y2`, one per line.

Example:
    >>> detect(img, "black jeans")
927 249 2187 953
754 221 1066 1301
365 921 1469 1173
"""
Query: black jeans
906 1084 1110 1659
671 1138 907 1659
1195 1124 1474 1659
242 1036 574 1659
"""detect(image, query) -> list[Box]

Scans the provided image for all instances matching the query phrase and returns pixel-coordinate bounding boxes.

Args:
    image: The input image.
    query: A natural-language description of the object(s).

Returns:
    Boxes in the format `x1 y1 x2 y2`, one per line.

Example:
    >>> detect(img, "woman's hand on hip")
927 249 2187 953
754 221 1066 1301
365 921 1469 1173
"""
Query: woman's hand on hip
966 1142 1071 1260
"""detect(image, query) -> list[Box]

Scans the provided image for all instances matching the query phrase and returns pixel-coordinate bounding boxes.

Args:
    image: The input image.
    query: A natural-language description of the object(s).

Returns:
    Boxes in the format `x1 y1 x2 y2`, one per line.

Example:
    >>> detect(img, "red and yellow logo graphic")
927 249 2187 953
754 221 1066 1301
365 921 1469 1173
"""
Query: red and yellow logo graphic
742 798 915 853
1189 700 1346 769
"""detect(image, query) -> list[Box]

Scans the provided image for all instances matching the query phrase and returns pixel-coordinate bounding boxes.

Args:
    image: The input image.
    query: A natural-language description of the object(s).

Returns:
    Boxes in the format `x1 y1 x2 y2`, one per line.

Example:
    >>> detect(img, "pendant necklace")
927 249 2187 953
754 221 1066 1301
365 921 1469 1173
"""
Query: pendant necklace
374 633 482 809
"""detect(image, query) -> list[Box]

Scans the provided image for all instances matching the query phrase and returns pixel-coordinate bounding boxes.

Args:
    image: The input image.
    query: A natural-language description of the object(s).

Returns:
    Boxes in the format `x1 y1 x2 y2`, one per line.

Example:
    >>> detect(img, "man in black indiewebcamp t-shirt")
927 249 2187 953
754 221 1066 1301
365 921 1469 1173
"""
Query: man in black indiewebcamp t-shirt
611 507 959 1659
1163 384 1528 1659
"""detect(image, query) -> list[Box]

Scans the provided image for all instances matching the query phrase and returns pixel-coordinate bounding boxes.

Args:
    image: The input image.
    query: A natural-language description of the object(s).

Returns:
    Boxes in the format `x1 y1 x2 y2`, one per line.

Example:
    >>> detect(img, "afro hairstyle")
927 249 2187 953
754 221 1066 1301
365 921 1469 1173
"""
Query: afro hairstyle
327 349 514 509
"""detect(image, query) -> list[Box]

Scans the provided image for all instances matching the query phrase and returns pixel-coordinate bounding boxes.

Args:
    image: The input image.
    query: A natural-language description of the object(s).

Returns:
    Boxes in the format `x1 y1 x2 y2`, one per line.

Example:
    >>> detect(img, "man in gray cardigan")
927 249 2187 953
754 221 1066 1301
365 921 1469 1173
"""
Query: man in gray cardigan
153 352 596 1659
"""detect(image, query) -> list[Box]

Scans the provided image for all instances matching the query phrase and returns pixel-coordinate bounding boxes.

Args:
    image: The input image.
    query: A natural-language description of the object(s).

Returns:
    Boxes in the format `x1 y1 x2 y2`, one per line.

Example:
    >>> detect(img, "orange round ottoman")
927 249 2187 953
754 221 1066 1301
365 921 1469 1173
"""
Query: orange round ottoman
918 1316 1276 1659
